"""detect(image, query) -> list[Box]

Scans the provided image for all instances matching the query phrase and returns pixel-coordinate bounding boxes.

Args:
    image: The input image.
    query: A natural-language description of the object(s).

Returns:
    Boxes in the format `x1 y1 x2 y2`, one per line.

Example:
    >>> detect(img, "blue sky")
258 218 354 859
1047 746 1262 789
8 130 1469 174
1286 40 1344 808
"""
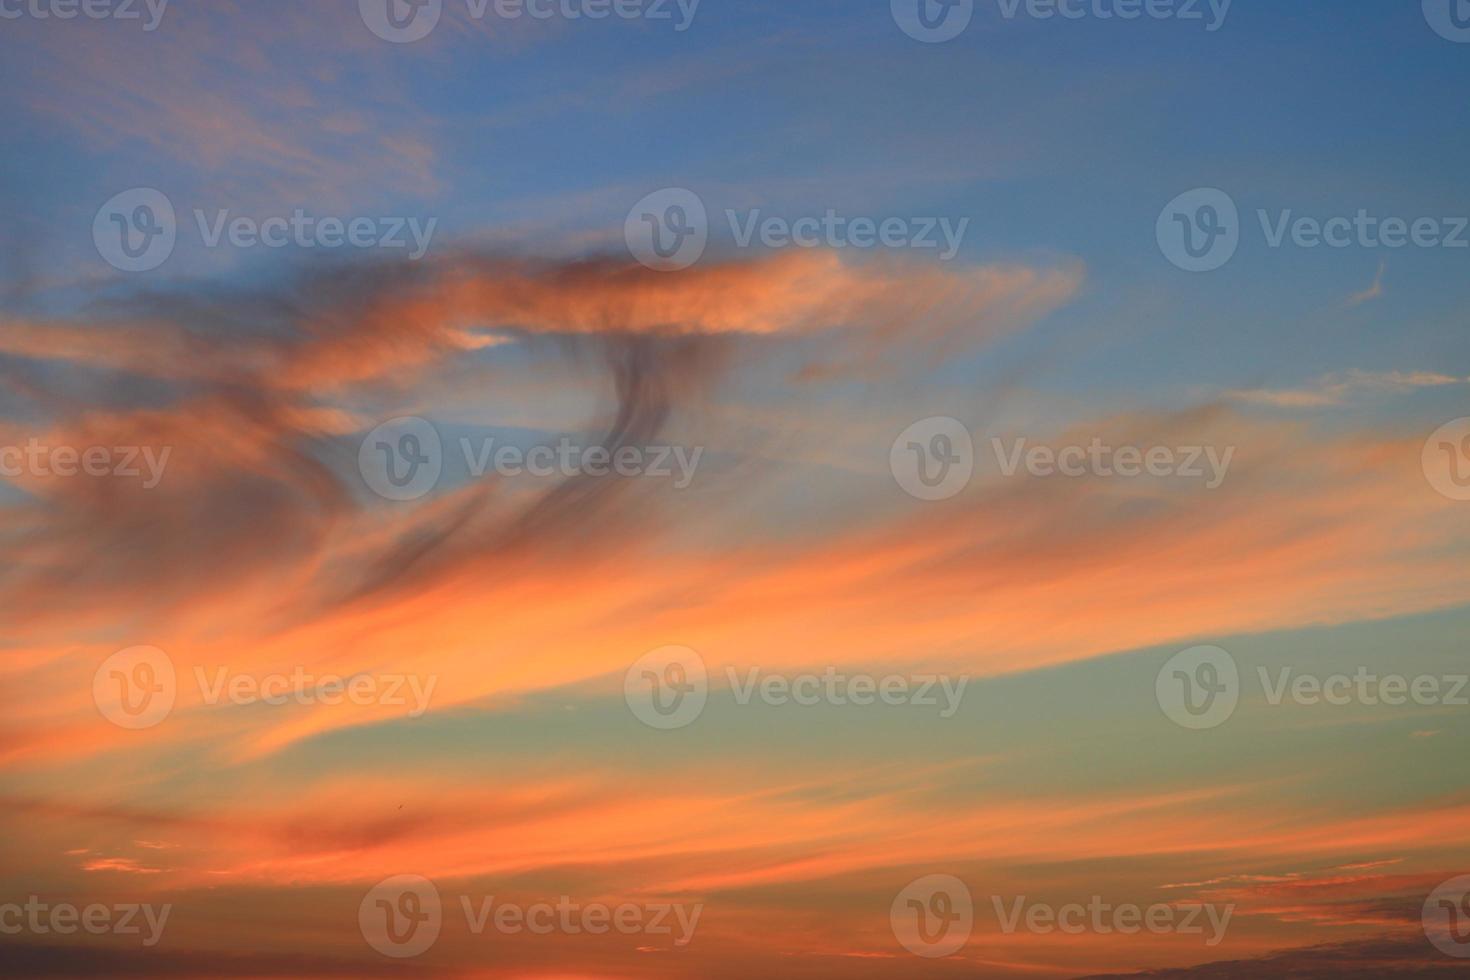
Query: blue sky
4 0 1467 404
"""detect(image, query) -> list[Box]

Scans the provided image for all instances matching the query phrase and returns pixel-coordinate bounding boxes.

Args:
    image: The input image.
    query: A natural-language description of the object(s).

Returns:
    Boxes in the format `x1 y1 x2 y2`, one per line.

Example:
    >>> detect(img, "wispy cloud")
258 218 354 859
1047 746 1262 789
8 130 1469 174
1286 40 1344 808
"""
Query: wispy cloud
1347 261 1386 307
1225 369 1468 408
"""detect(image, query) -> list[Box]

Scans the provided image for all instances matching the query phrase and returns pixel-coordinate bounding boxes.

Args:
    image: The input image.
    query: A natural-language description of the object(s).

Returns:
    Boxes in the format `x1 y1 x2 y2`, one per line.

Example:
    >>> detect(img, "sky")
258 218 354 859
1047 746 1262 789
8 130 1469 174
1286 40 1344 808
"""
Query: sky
1 0 1469 977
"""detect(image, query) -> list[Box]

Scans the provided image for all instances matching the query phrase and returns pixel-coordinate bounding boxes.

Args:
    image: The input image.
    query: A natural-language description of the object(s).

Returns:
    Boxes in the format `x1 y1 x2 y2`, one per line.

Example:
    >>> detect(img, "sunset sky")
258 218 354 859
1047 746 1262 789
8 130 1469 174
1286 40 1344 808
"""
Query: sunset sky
2 1 1470 977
